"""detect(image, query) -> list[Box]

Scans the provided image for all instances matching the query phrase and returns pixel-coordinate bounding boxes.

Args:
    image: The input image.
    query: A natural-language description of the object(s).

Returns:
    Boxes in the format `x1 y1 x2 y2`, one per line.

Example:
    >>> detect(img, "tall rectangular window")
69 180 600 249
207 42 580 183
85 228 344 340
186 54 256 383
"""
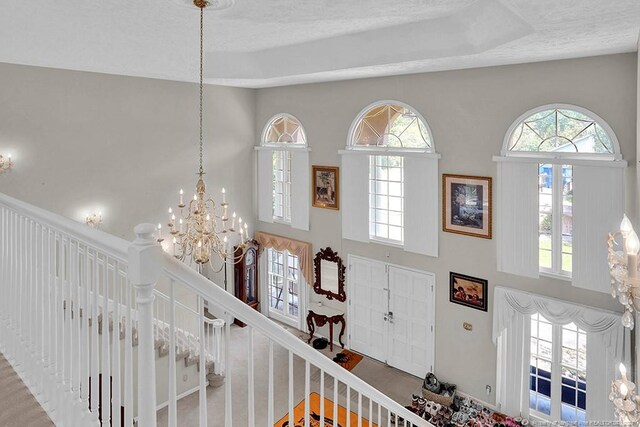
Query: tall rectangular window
538 164 572 277
529 314 587 425
273 151 291 222
369 155 404 243
267 248 300 323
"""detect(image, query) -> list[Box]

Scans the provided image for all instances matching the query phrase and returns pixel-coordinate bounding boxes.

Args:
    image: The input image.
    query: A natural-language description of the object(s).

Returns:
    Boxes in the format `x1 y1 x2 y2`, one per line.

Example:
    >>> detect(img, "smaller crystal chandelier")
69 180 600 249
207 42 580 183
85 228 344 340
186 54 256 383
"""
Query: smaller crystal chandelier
608 215 640 329
159 0 249 270
0 153 13 174
610 363 640 424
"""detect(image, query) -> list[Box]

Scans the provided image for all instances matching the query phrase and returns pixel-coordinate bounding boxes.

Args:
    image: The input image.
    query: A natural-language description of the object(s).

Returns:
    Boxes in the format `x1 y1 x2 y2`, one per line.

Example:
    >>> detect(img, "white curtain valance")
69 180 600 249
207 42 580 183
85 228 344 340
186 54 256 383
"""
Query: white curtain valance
493 287 623 354
493 286 629 421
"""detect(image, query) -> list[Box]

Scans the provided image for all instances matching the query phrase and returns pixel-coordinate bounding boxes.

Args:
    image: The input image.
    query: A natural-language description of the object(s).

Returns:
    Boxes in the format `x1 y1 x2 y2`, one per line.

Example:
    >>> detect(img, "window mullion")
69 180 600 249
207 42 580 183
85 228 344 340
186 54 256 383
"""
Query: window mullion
552 165 563 274
550 324 563 420
282 250 290 317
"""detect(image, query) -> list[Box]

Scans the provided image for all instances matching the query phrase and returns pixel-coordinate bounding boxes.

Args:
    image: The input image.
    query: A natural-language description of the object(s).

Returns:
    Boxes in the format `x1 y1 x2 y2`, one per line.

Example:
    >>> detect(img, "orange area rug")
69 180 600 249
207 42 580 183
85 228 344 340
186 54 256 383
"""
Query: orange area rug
275 392 378 427
334 349 363 372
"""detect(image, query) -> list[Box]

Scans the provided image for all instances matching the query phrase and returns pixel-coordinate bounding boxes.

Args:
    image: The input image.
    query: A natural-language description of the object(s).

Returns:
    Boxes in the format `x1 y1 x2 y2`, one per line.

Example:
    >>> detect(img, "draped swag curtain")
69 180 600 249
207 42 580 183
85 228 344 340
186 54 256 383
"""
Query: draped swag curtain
255 231 313 285
494 157 625 292
493 286 629 422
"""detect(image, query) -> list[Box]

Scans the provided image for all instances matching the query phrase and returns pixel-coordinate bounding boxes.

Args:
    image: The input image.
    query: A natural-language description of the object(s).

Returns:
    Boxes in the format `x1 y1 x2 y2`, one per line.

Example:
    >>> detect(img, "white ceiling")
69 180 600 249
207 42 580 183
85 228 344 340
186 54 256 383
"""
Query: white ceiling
1 0 639 88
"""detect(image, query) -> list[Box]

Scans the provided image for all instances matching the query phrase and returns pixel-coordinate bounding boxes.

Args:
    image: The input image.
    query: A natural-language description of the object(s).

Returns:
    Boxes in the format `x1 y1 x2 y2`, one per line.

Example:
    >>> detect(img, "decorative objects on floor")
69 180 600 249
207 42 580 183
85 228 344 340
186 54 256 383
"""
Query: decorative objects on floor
608 214 640 329
421 372 456 406
312 338 328 350
332 349 363 372
400 393 530 427
312 165 340 210
442 174 492 239
610 363 640 424
275 392 377 427
162 0 249 270
85 212 103 228
0 153 13 174
449 272 488 312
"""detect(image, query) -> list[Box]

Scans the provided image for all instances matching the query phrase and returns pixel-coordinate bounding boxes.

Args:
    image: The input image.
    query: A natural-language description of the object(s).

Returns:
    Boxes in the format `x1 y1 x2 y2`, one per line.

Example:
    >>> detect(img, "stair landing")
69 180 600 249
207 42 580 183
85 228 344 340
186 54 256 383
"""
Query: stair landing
0 352 54 427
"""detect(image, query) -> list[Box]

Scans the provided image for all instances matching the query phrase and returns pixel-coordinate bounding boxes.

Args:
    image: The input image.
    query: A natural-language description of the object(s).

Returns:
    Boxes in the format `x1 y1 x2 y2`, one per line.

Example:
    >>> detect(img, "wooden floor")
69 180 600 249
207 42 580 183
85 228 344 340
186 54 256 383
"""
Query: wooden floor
0 353 53 427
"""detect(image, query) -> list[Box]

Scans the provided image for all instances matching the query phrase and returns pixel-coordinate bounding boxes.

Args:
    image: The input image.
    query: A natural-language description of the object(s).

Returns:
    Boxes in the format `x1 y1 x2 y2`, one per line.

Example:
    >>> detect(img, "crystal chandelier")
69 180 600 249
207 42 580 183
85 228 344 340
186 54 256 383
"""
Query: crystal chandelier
610 363 640 425
160 0 248 269
608 215 640 329
0 153 13 174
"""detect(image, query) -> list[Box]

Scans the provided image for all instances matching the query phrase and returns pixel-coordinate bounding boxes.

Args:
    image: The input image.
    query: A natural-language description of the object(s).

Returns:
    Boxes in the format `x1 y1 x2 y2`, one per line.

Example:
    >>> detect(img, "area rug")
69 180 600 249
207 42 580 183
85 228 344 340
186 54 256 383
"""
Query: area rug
333 349 363 372
275 392 377 427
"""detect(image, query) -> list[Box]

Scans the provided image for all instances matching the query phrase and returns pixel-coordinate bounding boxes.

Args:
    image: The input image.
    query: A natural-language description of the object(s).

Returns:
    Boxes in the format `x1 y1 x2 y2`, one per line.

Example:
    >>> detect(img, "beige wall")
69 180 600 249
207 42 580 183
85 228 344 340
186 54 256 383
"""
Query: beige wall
0 62 257 286
255 53 638 403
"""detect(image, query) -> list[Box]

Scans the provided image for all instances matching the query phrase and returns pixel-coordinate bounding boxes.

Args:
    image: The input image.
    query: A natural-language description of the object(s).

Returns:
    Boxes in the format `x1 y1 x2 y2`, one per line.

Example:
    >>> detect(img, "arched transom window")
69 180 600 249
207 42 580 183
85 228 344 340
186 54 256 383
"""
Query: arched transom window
349 102 433 150
262 114 307 146
505 105 619 158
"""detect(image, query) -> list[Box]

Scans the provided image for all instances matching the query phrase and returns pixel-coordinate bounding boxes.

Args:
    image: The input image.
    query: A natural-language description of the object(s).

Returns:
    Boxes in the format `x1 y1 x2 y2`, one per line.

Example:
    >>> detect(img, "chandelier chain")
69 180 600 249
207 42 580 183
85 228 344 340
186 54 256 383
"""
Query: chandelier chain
199 5 204 175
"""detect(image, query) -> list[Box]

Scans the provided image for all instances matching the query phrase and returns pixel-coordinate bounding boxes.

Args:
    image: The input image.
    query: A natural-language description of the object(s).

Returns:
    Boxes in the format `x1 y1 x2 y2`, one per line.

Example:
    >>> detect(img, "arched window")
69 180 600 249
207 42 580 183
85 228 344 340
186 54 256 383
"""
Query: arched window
258 114 309 227
497 104 624 289
342 101 439 254
348 101 434 151
503 105 620 159
262 114 307 146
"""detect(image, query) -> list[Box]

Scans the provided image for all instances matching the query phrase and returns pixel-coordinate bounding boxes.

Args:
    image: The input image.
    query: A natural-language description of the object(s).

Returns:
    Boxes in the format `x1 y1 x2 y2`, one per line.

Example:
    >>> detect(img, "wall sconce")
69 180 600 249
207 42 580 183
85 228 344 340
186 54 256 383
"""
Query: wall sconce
85 212 103 228
0 154 13 174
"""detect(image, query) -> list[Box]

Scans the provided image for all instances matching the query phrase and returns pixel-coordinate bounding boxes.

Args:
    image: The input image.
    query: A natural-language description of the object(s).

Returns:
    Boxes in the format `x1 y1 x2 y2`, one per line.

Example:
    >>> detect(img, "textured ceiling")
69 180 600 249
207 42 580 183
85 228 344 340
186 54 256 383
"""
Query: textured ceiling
0 0 638 87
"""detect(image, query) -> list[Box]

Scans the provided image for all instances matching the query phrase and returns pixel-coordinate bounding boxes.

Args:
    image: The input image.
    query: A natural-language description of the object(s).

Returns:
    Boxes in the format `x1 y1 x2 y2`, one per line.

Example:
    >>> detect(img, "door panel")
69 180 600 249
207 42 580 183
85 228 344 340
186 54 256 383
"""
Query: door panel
388 266 434 378
349 256 388 362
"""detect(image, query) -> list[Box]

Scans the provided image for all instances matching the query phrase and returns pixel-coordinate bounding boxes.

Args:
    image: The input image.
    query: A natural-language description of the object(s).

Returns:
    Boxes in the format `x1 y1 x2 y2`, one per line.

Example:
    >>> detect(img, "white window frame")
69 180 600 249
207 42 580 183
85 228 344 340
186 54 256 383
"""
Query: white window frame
272 150 292 223
501 104 622 279
345 100 439 251
259 113 309 226
538 163 573 279
262 247 305 329
527 314 587 424
369 154 405 245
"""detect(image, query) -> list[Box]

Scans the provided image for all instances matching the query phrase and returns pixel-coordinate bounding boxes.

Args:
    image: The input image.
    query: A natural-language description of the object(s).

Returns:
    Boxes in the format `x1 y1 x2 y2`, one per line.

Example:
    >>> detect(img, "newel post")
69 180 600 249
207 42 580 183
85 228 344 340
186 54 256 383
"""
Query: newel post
128 223 163 427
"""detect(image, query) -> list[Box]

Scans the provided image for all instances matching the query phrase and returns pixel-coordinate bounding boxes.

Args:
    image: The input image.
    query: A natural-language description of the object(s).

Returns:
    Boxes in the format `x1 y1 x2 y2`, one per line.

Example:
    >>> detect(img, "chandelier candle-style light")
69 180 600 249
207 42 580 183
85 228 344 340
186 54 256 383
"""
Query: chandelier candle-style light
608 215 640 329
158 0 249 269
610 363 640 424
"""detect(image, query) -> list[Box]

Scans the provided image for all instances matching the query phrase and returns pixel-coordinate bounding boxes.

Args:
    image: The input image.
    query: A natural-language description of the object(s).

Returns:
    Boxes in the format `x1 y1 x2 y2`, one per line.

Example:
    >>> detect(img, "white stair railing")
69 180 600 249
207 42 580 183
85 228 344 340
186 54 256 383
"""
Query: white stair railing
0 191 432 427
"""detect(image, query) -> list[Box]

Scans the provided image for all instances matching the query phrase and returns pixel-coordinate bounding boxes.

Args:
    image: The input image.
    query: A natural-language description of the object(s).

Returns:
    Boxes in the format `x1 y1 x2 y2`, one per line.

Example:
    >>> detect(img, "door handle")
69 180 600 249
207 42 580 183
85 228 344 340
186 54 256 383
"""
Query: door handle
388 311 394 324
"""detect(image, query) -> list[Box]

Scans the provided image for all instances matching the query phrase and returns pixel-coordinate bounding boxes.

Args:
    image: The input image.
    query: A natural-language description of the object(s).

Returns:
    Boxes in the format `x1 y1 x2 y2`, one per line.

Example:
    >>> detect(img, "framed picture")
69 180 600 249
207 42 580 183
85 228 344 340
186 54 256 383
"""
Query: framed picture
449 272 488 311
443 174 492 239
312 166 339 210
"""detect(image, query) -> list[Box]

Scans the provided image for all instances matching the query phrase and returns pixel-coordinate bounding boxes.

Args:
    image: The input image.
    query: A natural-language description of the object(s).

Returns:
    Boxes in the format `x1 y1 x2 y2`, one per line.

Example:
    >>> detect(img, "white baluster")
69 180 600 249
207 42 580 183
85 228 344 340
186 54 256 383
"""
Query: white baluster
127 223 162 427
320 369 325 426
346 386 351 427
168 280 177 427
90 249 99 415
199 296 207 427
358 392 362 427
369 397 373 427
304 360 310 427
81 244 90 413
334 377 338 426
268 340 274 427
112 262 122 427
247 326 255 426
289 350 294 427
101 256 111 427
124 278 133 427
224 317 232 427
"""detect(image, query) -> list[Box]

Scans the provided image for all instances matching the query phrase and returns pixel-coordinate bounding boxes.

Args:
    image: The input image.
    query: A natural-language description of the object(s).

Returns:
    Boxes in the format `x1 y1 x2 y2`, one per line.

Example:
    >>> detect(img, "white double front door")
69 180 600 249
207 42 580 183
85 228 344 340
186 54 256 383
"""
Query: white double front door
348 255 435 378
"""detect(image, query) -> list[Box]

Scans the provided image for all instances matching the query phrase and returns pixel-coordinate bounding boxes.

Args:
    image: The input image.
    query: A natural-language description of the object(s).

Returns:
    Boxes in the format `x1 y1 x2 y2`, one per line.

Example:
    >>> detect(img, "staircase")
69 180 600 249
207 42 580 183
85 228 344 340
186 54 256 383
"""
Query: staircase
0 192 431 427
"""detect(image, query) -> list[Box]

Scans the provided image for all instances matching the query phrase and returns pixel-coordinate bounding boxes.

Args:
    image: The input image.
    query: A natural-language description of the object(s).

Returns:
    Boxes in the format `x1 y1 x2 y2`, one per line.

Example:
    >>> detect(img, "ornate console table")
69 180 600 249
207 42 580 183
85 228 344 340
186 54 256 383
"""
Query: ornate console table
306 305 345 352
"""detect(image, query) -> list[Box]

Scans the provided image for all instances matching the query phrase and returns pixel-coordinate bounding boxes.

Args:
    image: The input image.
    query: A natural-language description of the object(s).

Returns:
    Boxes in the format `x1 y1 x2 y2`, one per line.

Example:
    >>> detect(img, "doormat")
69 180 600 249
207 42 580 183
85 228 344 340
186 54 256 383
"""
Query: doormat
333 349 363 372
275 392 377 427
